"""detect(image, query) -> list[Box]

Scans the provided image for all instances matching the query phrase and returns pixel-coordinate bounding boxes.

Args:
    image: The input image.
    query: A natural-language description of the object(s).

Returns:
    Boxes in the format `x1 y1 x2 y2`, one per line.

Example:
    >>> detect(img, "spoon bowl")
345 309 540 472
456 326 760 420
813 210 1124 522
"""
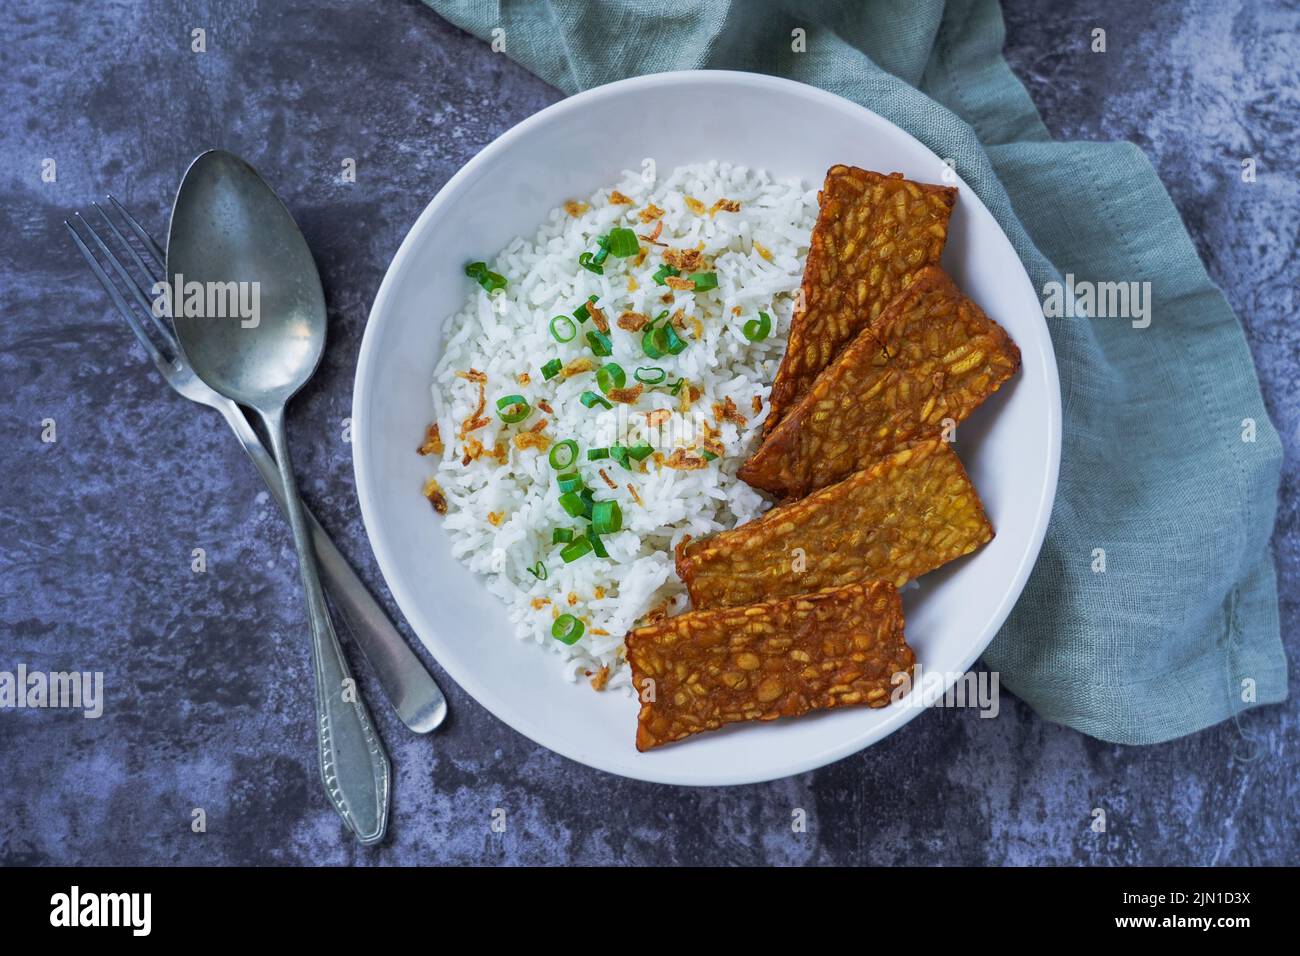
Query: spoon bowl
167 150 326 403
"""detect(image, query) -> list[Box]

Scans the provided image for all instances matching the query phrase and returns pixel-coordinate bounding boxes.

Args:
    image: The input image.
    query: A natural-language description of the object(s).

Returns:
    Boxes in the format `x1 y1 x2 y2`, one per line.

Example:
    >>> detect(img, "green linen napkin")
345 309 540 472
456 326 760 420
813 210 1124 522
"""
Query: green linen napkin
423 0 1285 744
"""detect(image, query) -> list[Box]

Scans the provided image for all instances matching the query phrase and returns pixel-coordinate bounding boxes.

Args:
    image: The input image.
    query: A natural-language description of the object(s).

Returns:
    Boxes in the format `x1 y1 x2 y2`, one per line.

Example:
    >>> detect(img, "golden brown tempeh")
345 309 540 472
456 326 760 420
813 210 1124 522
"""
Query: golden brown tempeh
764 167 956 435
626 581 912 750
678 438 992 609
740 267 1019 498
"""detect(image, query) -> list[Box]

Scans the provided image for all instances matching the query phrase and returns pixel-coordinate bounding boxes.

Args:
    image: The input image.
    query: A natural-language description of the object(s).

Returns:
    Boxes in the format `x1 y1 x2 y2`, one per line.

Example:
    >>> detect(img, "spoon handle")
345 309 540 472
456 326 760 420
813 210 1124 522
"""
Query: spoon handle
261 405 391 845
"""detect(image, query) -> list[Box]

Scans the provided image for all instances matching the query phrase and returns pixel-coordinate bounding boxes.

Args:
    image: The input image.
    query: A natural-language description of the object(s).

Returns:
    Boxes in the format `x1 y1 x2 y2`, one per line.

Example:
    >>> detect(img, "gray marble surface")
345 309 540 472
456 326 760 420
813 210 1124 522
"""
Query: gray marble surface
0 0 1294 865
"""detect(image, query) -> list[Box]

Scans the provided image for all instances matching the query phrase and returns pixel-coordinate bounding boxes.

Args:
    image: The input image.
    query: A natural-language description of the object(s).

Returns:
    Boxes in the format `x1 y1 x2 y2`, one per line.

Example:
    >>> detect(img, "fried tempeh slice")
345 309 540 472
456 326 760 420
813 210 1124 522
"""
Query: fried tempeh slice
764 167 956 435
739 267 1020 498
678 438 991 609
626 581 912 750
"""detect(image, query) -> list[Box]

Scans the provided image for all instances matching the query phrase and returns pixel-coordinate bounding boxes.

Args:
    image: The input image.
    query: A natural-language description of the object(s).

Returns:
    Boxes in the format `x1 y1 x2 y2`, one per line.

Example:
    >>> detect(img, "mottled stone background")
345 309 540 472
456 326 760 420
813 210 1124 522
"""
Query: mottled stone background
0 0 1295 865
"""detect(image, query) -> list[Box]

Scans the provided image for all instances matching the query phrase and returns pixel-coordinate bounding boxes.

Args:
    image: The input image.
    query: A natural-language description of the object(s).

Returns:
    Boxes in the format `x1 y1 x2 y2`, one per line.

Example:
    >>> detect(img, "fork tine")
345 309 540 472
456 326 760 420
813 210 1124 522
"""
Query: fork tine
107 193 166 272
93 202 161 284
65 218 173 373
91 202 175 343
73 211 172 339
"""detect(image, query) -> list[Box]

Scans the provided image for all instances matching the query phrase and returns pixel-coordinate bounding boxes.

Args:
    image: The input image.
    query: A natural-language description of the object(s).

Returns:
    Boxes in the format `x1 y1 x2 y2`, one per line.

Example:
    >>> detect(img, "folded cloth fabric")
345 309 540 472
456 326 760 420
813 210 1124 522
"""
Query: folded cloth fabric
424 0 1285 744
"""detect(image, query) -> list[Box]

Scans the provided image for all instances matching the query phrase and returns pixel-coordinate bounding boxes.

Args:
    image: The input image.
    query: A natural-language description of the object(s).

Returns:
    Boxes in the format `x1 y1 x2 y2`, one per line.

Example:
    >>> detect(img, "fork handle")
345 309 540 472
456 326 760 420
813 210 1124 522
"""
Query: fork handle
216 399 447 734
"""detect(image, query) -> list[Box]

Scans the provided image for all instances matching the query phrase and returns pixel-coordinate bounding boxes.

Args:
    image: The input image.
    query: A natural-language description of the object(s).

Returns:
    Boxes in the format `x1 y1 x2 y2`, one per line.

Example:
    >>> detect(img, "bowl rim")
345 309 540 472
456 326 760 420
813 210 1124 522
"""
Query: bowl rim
352 69 1062 785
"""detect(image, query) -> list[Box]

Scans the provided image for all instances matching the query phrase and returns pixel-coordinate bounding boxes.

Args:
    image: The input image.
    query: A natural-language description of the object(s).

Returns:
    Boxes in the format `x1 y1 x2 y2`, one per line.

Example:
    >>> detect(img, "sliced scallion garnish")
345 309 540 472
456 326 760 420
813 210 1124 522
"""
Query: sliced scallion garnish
742 311 772 342
652 265 680 286
562 530 591 560
586 526 609 558
701 450 719 461
552 527 575 545
556 471 584 493
587 447 610 460
549 440 579 470
690 271 718 292
634 366 666 385
580 391 613 410
628 442 654 461
465 261 507 292
558 491 586 517
526 561 548 580
580 235 612 274
596 362 626 394
586 330 613 357
663 322 688 355
552 612 586 641
592 500 622 535
574 294 599 323
605 227 639 258
541 357 563 380
609 445 633 471
496 395 530 424
549 315 577 342
642 325 668 359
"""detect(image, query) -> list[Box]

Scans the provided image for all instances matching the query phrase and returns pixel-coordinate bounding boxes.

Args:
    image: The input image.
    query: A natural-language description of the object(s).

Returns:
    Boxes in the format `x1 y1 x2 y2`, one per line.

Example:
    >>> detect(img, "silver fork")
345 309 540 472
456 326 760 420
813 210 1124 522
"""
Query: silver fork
67 196 447 735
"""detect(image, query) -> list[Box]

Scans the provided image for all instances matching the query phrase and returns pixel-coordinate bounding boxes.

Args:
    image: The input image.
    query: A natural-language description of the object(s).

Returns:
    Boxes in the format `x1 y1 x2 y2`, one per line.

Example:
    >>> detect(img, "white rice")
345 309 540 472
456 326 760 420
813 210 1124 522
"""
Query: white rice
430 160 816 691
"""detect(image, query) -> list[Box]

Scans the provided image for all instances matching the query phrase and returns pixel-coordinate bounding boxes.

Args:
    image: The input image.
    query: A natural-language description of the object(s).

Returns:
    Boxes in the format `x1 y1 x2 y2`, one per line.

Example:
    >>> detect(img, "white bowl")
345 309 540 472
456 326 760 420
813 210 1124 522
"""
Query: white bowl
353 71 1060 786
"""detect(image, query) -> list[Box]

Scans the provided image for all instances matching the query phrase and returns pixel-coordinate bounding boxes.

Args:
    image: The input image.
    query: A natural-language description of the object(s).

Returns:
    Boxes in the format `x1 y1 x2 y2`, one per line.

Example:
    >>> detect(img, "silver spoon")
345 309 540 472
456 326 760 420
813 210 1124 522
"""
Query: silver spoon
167 149 390 845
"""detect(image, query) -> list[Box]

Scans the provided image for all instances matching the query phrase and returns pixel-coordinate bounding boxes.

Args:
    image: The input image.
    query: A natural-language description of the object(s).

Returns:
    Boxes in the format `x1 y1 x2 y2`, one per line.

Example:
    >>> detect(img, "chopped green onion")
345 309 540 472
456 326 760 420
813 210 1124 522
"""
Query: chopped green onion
465 261 507 292
605 227 639 258
586 526 609 558
596 362 626 394
628 441 654 461
580 391 613 410
556 472 584 494
586 330 613 357
690 271 718 292
526 561 548 580
663 322 688 355
634 366 666 385
549 440 579 470
558 491 586 517
609 445 633 471
552 527 575 545
700 450 719 462
549 315 577 342
652 265 680 286
592 500 623 535
587 447 610 460
574 295 599 323
642 325 669 359
541 357 563 380
592 237 611 266
578 487 595 518
496 395 530 424
578 251 604 275
743 311 772 342
552 613 585 642
668 378 686 395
